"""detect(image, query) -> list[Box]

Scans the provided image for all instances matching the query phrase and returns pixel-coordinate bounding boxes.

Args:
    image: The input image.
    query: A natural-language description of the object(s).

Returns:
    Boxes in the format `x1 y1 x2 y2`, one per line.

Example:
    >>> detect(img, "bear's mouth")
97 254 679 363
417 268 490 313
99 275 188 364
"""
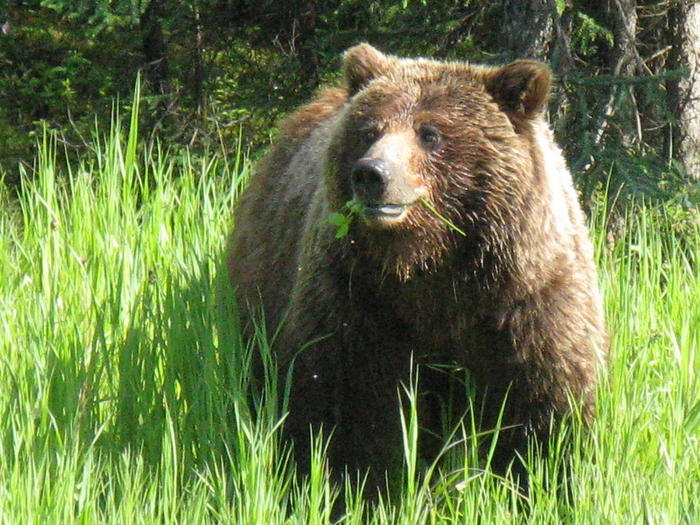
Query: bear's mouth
361 202 414 224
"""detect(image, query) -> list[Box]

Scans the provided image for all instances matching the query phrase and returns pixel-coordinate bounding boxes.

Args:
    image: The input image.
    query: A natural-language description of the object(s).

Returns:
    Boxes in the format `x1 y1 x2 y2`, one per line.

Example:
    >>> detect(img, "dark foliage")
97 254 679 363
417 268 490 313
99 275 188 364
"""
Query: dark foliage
0 1 697 207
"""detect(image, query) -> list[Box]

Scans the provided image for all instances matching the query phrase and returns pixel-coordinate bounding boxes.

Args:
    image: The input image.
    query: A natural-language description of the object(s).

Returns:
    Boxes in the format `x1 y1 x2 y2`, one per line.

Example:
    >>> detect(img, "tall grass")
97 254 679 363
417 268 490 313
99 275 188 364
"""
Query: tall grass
0 111 698 523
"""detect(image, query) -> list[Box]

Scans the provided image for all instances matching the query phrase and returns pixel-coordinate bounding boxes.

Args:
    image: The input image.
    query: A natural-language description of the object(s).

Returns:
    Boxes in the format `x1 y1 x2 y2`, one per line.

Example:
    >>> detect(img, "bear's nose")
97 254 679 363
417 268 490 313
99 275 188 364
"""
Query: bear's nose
351 158 390 201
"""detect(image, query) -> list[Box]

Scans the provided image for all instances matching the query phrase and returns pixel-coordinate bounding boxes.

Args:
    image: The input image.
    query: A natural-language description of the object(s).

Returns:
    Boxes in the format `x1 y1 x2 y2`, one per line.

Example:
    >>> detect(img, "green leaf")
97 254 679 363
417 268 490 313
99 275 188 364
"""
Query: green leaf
327 212 348 227
347 200 366 215
334 222 350 239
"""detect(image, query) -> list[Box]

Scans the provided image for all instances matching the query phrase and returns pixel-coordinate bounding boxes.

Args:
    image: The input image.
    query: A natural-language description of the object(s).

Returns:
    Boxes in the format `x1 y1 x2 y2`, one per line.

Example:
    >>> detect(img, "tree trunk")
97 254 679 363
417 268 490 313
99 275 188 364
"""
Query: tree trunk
499 0 555 60
591 0 639 151
294 1 320 89
670 1 700 179
140 0 170 99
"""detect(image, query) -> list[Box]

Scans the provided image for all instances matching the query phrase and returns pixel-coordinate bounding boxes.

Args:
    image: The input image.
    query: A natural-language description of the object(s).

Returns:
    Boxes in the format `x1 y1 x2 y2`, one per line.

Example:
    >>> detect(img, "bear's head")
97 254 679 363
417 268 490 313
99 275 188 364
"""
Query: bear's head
327 44 554 279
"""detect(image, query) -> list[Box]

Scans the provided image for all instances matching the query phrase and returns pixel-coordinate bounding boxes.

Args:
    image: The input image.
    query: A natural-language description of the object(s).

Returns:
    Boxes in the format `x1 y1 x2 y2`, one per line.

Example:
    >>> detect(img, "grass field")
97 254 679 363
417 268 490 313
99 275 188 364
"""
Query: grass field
1 114 699 523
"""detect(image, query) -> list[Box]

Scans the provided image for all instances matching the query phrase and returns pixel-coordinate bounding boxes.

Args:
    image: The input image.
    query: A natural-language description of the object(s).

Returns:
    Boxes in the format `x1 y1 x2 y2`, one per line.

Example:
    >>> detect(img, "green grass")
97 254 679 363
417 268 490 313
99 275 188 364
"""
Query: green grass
0 113 698 523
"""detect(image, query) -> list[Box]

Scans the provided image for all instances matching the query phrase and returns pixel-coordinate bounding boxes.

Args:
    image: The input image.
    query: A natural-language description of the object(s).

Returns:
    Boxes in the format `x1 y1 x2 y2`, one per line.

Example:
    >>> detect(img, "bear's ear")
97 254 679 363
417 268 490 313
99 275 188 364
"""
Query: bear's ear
343 43 393 95
484 60 551 119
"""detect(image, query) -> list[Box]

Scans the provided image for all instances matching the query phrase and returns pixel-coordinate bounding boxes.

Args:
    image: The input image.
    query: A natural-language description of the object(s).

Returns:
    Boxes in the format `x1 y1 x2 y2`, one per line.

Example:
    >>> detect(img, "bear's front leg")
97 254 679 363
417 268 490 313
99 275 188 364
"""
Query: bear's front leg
278 337 342 473
278 290 414 490
471 311 601 477
280 335 413 490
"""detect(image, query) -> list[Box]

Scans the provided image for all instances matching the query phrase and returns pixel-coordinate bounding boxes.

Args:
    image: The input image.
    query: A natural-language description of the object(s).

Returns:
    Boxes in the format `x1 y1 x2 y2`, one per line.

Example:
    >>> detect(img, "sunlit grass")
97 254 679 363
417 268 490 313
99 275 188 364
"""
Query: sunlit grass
0 111 698 522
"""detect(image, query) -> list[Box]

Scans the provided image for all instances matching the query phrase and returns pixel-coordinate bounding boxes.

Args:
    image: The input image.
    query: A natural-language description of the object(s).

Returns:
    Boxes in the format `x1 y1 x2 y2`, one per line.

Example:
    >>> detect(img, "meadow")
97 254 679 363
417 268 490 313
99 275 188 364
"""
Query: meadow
0 110 698 523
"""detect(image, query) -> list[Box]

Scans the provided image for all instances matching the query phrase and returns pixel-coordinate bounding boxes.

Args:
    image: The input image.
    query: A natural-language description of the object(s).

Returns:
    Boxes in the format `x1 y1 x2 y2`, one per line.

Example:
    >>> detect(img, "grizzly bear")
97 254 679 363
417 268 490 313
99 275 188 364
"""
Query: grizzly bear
227 44 607 485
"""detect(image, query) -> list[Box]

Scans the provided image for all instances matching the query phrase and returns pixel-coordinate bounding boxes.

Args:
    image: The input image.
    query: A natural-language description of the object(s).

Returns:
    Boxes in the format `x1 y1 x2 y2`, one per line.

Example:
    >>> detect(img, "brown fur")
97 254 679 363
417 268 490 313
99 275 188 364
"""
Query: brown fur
228 44 608 485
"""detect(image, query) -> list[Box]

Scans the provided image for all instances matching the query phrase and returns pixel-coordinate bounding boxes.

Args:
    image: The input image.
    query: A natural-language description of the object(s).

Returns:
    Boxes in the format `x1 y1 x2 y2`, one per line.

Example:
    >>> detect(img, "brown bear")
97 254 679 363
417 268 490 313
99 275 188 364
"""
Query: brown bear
227 44 608 485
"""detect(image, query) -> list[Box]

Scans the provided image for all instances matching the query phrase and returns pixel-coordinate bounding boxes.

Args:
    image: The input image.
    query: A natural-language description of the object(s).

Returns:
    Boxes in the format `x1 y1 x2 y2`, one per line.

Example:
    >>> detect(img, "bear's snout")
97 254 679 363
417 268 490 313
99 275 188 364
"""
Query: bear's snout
348 130 428 221
351 157 390 203
350 157 421 225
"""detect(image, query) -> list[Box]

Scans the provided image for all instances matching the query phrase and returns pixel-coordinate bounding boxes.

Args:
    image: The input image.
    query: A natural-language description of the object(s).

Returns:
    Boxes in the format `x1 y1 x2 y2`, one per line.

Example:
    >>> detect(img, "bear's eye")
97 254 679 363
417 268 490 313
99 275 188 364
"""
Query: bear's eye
358 122 380 143
418 124 442 149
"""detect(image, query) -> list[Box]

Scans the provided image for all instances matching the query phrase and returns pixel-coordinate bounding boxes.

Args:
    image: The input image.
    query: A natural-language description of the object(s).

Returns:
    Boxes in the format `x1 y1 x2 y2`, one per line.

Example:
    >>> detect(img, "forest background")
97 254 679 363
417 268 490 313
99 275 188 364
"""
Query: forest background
1 0 699 205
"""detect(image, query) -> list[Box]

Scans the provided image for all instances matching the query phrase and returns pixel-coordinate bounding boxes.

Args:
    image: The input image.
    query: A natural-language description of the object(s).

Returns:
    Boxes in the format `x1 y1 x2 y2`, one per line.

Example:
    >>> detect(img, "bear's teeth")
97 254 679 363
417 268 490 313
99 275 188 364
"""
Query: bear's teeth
365 204 408 217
